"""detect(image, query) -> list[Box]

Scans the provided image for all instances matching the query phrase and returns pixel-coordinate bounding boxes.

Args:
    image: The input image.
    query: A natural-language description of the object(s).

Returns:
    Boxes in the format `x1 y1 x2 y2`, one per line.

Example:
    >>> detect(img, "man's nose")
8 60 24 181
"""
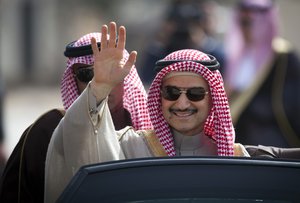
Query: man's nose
175 93 191 110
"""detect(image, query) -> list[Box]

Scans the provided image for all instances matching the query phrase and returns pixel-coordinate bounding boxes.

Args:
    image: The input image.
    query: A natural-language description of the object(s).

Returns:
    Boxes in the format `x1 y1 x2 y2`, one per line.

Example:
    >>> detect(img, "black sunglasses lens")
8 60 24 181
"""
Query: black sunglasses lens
76 68 94 83
162 86 207 101
187 87 206 101
162 86 181 101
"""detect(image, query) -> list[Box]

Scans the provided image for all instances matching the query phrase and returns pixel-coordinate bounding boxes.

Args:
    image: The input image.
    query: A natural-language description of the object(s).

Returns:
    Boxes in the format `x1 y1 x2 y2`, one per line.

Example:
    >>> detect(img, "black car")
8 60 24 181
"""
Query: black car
57 157 300 203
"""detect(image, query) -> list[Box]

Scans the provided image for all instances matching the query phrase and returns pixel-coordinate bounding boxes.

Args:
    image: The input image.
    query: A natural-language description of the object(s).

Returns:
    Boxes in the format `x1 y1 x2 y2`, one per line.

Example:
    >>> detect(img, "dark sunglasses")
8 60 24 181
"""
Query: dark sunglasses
161 86 208 102
74 66 94 83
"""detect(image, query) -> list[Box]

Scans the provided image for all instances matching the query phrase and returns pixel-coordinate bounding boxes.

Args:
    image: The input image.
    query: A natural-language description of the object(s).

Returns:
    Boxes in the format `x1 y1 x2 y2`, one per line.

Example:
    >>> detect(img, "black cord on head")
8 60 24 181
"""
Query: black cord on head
154 54 220 72
64 41 101 57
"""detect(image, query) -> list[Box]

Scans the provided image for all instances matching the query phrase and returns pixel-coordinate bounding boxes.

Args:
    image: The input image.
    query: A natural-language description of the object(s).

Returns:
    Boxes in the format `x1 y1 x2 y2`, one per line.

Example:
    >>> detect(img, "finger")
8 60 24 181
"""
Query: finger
124 51 137 71
101 24 108 50
117 26 126 50
108 22 117 48
91 37 99 56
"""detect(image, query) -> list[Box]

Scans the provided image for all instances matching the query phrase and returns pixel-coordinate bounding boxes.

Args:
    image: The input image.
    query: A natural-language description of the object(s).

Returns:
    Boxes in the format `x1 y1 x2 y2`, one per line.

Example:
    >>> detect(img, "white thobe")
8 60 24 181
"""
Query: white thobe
44 85 152 203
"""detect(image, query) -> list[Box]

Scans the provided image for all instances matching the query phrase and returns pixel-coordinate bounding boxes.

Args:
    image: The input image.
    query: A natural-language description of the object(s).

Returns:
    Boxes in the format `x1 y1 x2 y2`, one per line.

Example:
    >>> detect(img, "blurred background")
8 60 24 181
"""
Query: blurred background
0 0 300 159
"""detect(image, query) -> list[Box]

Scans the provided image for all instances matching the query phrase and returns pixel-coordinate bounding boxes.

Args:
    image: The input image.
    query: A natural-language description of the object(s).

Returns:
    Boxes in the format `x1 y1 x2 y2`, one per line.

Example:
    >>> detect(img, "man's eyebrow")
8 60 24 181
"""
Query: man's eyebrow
161 85 207 89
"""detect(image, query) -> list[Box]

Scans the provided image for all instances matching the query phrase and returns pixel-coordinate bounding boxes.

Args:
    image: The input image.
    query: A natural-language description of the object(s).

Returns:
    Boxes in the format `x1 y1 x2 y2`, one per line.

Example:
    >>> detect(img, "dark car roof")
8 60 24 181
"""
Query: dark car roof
57 157 300 203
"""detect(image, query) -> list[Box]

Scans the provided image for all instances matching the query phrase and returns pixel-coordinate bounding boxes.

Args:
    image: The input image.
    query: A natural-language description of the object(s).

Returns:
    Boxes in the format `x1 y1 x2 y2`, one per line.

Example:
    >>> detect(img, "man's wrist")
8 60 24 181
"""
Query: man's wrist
90 80 113 103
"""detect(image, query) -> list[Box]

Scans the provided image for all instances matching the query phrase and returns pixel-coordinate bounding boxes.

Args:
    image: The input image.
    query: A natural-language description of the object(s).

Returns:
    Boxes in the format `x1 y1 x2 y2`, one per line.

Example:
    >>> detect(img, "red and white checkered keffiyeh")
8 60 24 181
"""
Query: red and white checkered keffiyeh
147 49 235 156
61 32 152 130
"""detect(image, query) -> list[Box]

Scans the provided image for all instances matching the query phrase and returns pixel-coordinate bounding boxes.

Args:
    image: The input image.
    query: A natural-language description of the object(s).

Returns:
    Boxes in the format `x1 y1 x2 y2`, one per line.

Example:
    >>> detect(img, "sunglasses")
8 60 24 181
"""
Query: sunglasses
161 86 208 102
74 66 94 83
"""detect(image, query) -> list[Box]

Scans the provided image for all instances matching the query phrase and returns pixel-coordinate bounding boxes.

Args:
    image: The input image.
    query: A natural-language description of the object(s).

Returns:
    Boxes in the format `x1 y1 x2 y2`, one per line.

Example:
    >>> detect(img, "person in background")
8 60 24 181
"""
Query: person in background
44 22 249 203
139 0 225 87
0 32 151 203
223 0 300 148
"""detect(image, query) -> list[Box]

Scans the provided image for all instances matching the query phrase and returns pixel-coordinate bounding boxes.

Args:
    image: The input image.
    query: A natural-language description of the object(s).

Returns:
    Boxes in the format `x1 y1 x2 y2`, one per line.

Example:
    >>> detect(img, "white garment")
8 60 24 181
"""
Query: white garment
44 85 152 203
232 52 256 91
173 130 218 156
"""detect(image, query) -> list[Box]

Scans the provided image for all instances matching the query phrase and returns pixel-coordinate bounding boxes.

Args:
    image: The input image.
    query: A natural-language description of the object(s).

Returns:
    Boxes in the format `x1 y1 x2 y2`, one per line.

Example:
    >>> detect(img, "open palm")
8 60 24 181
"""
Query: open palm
91 22 137 88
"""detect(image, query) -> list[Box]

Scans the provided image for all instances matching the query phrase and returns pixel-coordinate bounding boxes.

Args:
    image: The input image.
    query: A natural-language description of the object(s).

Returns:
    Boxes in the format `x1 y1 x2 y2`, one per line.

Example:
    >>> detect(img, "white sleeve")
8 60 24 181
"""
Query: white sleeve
44 84 125 203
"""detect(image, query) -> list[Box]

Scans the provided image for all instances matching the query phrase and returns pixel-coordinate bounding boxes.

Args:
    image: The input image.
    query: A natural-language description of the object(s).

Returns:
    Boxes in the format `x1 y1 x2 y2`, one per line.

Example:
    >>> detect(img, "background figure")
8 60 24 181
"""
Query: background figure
139 0 224 87
223 0 300 147
0 32 151 203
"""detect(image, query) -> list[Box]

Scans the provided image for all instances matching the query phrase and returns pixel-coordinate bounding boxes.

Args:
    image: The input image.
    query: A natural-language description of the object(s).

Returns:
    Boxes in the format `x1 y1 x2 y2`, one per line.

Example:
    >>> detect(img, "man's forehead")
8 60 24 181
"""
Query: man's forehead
163 71 200 81
162 73 208 88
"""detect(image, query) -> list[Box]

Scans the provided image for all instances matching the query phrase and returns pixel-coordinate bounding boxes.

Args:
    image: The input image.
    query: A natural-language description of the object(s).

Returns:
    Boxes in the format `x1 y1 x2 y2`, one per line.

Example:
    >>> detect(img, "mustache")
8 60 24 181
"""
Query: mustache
169 108 198 113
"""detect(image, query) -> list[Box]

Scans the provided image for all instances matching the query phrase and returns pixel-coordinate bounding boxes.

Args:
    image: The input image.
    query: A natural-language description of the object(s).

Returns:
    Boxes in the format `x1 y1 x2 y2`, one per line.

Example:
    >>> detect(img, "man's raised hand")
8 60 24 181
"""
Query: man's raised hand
90 22 137 100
